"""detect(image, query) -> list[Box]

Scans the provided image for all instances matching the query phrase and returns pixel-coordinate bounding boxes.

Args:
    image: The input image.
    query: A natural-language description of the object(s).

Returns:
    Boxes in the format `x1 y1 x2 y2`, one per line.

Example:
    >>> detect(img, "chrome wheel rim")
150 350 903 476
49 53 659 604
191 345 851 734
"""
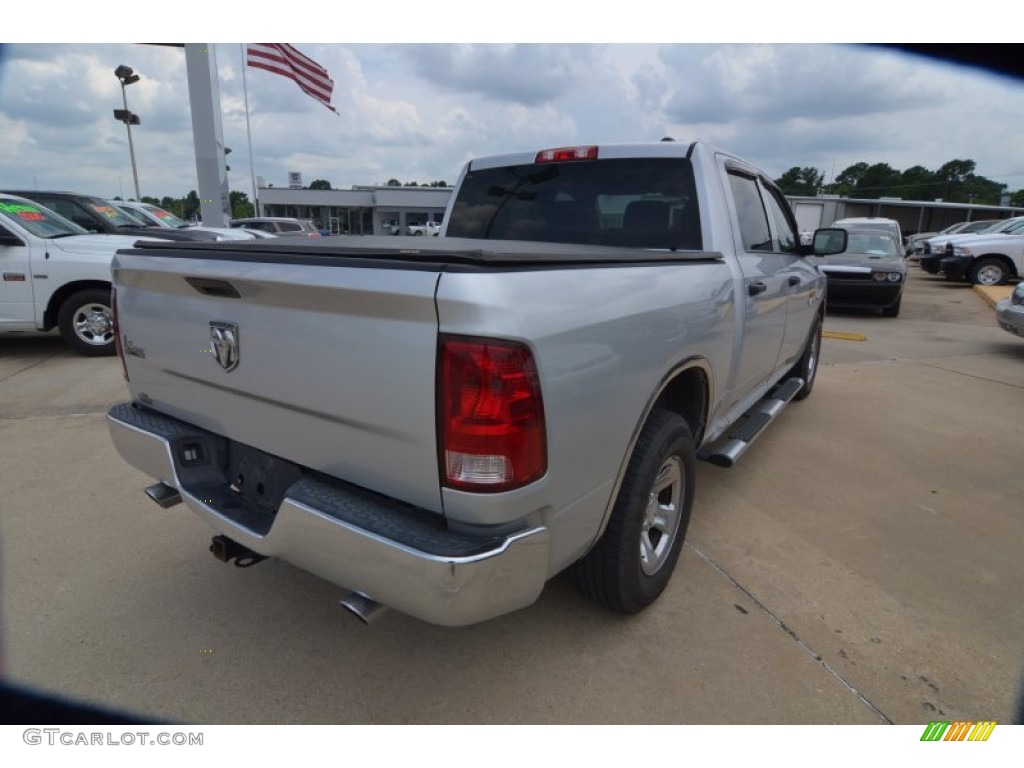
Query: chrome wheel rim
73 302 113 346
806 329 820 386
640 456 684 576
976 264 1004 286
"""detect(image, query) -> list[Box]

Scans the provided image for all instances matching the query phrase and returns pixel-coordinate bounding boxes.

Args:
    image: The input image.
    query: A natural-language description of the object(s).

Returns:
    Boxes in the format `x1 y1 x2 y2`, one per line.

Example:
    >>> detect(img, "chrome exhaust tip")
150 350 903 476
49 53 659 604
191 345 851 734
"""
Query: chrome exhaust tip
145 482 182 509
339 591 388 625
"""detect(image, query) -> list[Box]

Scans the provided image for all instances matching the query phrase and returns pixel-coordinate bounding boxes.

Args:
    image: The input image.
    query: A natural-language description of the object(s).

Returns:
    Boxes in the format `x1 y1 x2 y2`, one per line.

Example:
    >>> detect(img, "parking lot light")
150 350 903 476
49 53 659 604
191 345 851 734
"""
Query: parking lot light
113 65 142 200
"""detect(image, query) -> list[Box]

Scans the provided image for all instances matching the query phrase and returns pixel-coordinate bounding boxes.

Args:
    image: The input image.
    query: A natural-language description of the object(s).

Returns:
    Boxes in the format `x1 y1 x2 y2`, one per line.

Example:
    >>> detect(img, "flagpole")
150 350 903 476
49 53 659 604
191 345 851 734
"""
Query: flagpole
240 44 260 216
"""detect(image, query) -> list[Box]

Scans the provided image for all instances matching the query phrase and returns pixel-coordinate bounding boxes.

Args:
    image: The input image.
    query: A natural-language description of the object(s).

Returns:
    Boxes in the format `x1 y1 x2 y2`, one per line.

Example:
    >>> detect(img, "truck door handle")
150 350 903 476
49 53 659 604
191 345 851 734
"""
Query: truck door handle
788 275 801 287
748 281 767 296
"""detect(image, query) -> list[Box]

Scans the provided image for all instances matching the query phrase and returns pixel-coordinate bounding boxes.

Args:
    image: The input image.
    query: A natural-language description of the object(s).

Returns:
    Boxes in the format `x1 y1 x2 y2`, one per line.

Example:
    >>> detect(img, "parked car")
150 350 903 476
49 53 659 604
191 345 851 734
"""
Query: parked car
814 229 906 317
0 190 220 242
832 217 904 252
907 220 999 258
112 200 255 241
995 282 1024 338
233 227 278 239
919 217 1024 274
406 222 441 236
0 192 163 355
229 217 320 238
939 227 1024 285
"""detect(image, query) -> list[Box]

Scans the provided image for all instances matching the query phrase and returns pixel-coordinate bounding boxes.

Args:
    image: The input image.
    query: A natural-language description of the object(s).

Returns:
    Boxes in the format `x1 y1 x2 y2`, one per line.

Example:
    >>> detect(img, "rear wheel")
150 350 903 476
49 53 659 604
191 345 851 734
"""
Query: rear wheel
575 410 696 614
57 288 116 356
787 313 822 400
970 258 1009 286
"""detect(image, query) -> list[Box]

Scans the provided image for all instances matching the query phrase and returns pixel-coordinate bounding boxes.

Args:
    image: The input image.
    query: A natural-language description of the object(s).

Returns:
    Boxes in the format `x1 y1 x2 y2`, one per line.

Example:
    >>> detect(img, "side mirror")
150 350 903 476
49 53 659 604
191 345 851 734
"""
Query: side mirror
812 227 848 257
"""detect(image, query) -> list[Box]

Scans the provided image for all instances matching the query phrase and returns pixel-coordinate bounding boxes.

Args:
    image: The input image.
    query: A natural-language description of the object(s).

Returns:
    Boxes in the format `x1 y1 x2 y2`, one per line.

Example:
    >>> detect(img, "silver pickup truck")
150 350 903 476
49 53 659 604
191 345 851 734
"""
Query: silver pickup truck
106 141 833 626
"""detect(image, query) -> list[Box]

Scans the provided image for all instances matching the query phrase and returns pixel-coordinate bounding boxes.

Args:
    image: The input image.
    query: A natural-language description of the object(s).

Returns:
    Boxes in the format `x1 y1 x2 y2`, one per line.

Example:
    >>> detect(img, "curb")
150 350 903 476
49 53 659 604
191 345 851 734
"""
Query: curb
974 285 1013 309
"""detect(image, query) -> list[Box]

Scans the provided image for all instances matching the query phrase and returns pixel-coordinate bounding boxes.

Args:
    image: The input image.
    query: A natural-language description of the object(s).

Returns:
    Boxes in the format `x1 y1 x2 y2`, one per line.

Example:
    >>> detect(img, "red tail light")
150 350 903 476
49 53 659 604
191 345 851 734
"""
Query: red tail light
535 145 599 163
111 287 129 382
438 335 547 492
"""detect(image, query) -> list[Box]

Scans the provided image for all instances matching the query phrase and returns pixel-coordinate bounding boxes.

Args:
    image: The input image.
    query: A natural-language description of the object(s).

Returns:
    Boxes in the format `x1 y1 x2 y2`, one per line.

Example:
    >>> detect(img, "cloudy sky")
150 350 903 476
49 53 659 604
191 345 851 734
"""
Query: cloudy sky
2 27 1022 203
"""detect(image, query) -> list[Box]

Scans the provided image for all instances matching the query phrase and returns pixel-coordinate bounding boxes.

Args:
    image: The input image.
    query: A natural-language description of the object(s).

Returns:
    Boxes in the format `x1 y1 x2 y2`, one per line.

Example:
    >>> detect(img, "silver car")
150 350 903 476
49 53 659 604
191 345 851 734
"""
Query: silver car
229 217 321 238
995 283 1024 338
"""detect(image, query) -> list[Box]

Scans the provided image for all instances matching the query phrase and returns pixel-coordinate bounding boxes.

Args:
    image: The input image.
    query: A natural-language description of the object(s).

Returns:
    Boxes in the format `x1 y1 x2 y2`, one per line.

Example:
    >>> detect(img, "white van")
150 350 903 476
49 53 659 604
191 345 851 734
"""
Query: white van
833 217 904 251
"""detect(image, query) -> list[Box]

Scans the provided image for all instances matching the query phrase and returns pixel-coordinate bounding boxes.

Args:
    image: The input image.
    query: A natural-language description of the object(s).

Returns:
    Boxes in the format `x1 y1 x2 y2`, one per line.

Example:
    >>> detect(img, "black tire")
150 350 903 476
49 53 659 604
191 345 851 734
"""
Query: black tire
881 294 902 318
57 288 116 357
787 313 822 401
575 410 696 614
969 258 1009 287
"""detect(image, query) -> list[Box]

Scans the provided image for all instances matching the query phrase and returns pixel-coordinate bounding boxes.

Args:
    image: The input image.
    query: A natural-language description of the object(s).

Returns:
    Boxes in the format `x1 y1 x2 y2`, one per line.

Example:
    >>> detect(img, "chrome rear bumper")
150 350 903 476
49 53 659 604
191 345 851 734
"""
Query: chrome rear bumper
107 402 549 626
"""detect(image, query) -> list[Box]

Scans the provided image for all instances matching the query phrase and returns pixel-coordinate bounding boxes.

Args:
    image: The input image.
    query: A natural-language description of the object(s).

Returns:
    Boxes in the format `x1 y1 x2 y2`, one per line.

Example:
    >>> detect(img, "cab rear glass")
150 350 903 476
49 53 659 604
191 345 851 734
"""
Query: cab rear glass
447 158 702 250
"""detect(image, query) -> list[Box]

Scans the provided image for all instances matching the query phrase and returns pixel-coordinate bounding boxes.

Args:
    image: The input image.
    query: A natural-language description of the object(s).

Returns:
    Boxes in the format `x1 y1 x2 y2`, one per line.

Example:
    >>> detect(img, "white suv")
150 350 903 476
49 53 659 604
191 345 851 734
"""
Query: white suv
230 217 321 238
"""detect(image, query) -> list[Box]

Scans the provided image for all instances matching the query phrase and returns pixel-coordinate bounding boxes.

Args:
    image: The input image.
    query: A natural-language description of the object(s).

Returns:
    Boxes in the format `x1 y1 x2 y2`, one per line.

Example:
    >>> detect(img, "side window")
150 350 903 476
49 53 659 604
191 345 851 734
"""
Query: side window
763 185 799 253
279 222 300 232
727 173 772 251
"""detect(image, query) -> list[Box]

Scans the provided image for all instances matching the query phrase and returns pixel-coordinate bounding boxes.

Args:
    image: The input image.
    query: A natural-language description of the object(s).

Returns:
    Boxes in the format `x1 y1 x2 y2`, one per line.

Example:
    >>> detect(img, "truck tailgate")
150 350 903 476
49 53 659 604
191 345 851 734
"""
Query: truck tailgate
113 252 444 512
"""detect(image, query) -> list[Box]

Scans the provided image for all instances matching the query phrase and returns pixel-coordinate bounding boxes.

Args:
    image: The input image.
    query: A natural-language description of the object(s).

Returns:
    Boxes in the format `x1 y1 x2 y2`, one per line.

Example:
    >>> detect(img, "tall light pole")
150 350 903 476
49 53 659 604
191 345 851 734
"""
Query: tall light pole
113 65 141 200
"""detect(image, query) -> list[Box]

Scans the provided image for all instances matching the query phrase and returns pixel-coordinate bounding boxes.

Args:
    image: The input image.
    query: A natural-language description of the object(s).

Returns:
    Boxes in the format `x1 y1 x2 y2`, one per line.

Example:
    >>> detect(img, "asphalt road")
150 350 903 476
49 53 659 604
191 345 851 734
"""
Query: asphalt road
1 267 1021 725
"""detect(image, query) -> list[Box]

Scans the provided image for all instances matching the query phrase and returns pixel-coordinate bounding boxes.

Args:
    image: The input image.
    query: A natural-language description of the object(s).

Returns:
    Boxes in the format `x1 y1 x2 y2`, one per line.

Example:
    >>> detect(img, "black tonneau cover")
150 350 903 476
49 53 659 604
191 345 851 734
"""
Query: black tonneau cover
118 235 723 270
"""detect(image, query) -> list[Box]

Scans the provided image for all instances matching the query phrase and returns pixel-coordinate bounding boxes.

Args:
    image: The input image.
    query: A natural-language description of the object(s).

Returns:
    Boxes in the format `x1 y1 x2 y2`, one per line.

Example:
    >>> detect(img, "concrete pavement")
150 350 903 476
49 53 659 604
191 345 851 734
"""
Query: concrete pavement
1 269 1021 724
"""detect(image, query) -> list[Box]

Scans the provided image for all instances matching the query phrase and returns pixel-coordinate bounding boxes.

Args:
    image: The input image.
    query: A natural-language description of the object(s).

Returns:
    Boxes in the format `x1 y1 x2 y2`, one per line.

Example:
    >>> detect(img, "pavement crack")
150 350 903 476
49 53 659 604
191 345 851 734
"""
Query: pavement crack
914 359 1024 390
0 354 63 384
685 541 894 725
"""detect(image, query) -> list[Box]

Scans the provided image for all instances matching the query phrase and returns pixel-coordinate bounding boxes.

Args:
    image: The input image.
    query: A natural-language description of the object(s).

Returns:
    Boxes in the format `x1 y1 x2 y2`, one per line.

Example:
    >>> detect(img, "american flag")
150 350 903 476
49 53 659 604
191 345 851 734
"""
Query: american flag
246 44 337 113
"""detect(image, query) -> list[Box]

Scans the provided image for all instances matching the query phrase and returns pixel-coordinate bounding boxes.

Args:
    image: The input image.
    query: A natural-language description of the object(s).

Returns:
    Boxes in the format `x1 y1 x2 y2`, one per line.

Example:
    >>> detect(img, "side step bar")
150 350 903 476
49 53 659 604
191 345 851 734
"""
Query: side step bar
698 377 805 468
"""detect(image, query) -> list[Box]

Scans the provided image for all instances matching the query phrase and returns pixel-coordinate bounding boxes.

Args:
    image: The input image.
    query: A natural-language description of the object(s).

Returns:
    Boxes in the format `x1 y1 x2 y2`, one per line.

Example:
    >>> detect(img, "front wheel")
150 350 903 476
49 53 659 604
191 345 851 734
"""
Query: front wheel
970 258 1009 286
57 288 116 356
575 410 696 614
881 294 902 318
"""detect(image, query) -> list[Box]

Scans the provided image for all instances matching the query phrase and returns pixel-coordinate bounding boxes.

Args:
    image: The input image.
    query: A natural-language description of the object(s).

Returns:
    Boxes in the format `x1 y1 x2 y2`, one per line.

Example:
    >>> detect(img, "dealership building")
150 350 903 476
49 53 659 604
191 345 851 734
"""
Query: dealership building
257 184 452 235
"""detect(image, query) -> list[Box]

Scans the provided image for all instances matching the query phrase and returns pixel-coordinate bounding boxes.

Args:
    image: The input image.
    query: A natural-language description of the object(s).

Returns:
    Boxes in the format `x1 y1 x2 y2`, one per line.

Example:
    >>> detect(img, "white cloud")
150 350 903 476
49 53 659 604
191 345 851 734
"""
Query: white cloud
1 42 1023 201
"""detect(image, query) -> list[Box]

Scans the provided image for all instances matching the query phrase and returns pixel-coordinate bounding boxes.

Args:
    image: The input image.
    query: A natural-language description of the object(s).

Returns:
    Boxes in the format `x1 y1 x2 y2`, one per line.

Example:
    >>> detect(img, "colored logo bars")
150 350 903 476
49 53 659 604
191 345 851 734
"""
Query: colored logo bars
920 721 997 741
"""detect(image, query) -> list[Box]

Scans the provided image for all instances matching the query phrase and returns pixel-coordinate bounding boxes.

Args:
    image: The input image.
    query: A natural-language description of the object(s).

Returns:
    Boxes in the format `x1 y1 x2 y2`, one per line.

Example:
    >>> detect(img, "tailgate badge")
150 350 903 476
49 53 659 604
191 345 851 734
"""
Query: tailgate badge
210 322 240 372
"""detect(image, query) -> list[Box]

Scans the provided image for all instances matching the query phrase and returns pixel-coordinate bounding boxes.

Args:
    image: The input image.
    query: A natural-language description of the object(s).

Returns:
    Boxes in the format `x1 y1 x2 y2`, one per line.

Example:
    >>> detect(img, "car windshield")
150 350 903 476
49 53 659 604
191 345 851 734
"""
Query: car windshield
847 233 899 257
114 205 150 226
0 199 89 238
85 198 148 228
142 204 190 229
447 157 702 249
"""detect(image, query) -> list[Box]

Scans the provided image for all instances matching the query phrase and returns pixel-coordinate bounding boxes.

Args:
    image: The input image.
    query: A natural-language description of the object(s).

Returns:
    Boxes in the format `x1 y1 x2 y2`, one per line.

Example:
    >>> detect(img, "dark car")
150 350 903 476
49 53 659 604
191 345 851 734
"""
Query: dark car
814 229 907 317
0 190 220 242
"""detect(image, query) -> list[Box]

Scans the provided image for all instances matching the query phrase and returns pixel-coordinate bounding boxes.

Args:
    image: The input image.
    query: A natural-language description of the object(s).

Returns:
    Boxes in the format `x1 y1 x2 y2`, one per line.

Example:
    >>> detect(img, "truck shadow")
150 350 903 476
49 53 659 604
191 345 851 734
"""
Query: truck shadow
0 333 69 361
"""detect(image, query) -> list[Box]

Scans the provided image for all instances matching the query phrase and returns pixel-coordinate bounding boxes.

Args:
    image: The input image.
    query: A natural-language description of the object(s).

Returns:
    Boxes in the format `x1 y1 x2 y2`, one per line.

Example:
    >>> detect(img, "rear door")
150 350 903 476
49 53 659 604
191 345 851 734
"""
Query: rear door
724 169 789 396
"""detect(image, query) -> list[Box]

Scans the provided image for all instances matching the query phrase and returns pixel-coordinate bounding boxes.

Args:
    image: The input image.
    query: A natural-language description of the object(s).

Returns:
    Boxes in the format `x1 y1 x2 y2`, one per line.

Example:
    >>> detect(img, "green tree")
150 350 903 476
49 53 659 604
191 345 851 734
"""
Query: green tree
229 190 255 219
1010 189 1024 207
308 179 332 190
774 167 824 196
182 190 201 221
831 162 869 197
853 163 903 198
386 178 401 186
898 166 937 201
